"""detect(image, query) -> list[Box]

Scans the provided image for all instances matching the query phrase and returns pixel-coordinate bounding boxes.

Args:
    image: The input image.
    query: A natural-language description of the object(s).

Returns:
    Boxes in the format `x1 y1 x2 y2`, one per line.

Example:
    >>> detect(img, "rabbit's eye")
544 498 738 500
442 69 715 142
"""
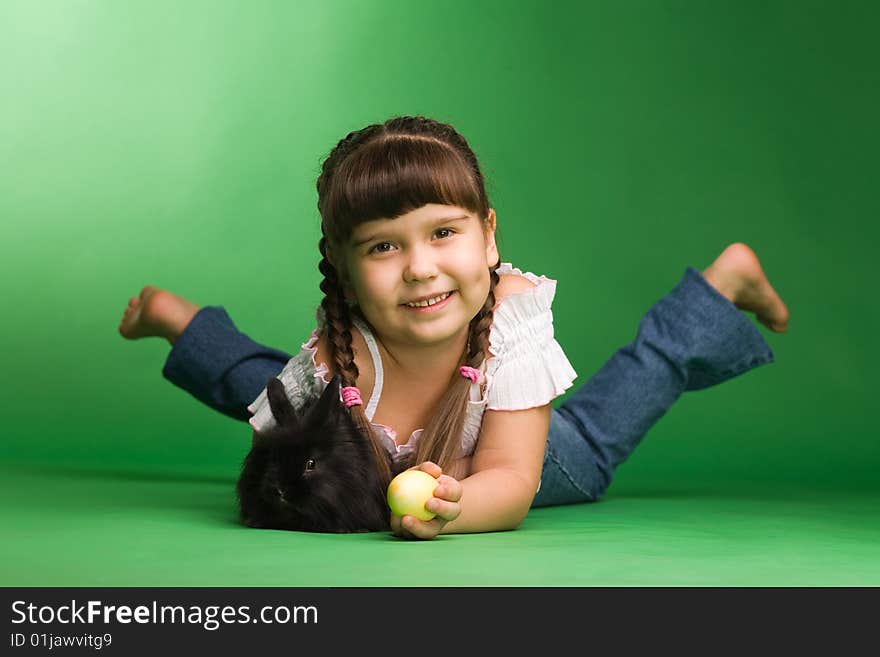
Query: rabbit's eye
304 459 316 471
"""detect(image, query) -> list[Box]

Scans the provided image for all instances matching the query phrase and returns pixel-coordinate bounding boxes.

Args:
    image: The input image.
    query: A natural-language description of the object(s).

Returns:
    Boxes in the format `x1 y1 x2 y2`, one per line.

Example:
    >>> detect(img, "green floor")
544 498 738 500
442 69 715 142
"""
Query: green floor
4 462 878 587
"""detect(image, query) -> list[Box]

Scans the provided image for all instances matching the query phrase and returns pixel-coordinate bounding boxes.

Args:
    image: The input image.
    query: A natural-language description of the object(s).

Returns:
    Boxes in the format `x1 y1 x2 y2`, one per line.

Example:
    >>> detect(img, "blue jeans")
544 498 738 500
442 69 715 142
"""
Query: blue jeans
162 266 775 508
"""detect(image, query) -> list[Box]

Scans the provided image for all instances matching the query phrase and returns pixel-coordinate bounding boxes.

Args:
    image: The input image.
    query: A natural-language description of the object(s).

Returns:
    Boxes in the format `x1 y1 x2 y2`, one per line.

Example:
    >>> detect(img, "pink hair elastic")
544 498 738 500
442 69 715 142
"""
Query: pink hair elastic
341 386 363 408
459 366 481 383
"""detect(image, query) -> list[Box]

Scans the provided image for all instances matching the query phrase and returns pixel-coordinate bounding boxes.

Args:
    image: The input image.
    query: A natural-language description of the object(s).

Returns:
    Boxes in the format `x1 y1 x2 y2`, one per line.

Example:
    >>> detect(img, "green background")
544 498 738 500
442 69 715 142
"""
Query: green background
1 0 877 586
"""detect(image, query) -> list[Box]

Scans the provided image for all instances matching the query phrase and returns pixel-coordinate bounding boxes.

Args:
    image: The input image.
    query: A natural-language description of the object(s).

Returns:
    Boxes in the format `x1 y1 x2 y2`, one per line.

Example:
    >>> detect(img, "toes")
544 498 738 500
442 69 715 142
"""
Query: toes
758 312 789 333
770 321 788 333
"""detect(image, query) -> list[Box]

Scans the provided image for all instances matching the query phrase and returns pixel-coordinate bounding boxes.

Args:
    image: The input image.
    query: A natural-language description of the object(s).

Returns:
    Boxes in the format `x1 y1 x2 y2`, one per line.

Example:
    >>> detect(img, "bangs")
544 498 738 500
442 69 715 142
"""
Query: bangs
320 136 488 244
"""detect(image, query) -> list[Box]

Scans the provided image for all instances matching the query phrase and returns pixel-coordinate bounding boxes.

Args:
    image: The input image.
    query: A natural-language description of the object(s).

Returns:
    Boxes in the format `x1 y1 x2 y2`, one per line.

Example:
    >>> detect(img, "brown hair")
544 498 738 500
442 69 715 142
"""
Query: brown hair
314 116 501 486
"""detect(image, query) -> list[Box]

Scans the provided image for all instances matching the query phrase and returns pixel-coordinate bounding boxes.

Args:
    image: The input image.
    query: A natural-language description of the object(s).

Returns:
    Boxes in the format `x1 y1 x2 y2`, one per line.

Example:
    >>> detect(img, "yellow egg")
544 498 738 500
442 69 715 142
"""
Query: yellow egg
387 470 439 521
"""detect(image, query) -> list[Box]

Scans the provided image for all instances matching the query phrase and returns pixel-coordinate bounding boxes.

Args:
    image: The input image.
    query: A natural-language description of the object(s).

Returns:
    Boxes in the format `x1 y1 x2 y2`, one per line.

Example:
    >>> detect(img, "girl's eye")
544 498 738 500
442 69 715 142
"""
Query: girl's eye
367 229 455 254
304 459 316 471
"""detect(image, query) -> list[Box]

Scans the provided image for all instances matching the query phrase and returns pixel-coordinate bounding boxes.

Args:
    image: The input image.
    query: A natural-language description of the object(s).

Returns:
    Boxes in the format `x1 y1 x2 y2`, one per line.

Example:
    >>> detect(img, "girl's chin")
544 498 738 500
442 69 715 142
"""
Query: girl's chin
410 321 472 344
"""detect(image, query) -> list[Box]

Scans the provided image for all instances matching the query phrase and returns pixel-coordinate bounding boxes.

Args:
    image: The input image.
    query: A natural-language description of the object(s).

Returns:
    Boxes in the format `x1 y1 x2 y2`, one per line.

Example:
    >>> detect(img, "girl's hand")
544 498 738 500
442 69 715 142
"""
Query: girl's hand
390 461 462 540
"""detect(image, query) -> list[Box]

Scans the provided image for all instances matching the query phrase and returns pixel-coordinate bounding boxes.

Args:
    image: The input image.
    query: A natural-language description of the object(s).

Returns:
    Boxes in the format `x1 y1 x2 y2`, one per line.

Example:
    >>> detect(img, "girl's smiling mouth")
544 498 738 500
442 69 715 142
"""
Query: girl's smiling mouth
401 290 456 313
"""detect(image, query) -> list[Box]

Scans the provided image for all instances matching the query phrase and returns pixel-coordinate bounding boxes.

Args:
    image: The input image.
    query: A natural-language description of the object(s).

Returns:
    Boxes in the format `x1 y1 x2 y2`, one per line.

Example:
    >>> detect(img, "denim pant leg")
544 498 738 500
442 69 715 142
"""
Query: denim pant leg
161 306 293 422
531 266 776 508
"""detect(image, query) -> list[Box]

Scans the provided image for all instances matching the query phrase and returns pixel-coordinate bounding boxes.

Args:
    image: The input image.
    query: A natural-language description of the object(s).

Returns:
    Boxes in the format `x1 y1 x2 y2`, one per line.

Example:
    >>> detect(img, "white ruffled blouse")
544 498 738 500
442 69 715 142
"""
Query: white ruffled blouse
246 262 577 470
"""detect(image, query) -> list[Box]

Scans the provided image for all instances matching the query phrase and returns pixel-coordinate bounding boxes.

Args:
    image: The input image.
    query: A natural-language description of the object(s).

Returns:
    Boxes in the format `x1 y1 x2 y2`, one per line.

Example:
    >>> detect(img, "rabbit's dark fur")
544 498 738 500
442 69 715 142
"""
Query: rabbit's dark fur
236 374 391 533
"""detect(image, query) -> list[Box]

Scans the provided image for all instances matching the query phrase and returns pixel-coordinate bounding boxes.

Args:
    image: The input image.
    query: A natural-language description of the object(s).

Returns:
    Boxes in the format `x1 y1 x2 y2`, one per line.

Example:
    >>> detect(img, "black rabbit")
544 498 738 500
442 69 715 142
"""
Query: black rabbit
236 374 391 532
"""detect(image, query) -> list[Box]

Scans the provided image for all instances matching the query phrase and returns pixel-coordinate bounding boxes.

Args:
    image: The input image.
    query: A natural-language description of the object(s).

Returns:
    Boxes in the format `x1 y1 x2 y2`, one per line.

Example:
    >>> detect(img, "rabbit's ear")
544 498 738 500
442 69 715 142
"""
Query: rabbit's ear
310 374 344 421
266 377 300 429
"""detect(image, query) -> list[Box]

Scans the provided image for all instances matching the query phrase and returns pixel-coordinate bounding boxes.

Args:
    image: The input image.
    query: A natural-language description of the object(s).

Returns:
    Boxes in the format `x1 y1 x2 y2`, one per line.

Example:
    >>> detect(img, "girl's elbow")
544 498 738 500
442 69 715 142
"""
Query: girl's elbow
488 490 534 532
506 491 538 529
508 513 529 531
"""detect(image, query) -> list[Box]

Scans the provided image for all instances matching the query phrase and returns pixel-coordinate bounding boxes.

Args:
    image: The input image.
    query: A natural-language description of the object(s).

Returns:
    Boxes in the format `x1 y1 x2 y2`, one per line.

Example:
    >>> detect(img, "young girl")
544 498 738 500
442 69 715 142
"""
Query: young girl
118 115 789 540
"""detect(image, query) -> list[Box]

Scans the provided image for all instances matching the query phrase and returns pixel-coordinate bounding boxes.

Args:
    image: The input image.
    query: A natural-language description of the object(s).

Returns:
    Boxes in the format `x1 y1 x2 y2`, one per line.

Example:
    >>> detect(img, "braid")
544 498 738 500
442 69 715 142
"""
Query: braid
318 237 358 384
317 237 392 486
466 267 500 369
411 265 500 471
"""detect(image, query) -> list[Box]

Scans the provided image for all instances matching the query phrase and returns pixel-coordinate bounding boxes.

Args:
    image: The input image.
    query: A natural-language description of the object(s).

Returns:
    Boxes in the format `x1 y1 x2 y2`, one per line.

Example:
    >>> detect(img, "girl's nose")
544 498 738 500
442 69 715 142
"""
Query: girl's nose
403 245 439 282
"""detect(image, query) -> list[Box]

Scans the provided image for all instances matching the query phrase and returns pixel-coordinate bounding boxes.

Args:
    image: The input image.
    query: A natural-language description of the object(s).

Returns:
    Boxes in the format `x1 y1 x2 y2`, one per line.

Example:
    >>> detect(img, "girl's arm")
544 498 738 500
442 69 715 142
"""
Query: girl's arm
391 273 559 538
440 402 551 534
390 404 550 539
436 274 554 533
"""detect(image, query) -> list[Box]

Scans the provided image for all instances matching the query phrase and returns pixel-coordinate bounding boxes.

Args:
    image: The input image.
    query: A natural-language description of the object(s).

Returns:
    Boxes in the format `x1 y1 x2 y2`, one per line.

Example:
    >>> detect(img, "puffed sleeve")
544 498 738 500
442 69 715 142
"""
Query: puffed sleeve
246 327 331 432
485 263 578 411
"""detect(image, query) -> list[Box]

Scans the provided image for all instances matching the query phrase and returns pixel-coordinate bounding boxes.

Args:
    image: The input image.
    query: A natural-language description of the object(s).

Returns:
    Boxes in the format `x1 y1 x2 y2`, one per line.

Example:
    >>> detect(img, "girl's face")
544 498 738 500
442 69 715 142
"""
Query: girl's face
338 204 499 351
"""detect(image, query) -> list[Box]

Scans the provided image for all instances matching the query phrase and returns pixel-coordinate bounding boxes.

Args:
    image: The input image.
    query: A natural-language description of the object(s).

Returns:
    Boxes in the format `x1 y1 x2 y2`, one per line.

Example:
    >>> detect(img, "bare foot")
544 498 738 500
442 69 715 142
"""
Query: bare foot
118 285 200 345
701 243 790 333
